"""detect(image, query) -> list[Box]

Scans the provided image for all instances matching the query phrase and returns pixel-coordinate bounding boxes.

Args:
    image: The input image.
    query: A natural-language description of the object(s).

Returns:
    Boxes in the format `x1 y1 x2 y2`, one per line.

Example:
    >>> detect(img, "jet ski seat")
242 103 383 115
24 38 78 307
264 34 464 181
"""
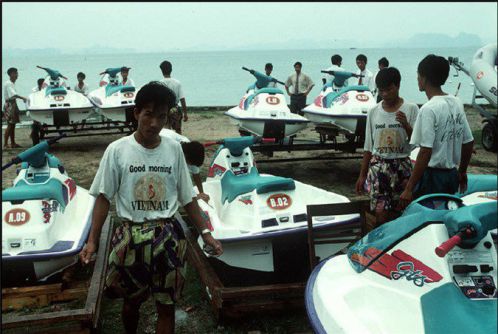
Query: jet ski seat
45 87 67 96
2 178 68 209
244 87 285 110
105 85 136 97
221 167 295 203
323 85 369 108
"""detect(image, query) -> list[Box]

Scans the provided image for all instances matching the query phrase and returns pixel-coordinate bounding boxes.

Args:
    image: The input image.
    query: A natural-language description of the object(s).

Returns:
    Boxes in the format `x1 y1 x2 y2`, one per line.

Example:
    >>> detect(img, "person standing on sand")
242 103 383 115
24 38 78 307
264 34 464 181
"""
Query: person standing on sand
160 128 211 203
79 81 223 334
355 67 419 226
355 54 375 93
285 61 314 115
322 54 348 87
30 78 46 143
74 72 90 96
3 67 28 149
264 63 277 88
159 60 188 134
400 54 474 208
120 67 135 87
374 57 389 102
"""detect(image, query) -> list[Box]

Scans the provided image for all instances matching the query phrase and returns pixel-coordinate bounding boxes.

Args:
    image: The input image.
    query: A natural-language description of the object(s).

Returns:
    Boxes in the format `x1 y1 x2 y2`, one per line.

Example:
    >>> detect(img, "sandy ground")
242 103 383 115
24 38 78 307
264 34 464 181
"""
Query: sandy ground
1 105 496 333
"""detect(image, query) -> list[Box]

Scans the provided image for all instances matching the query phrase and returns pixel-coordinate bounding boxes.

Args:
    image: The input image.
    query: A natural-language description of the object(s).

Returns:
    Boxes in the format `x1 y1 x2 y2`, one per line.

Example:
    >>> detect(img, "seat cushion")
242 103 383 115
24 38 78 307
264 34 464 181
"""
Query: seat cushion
105 85 136 97
221 168 295 203
45 87 67 97
2 179 68 209
323 85 369 108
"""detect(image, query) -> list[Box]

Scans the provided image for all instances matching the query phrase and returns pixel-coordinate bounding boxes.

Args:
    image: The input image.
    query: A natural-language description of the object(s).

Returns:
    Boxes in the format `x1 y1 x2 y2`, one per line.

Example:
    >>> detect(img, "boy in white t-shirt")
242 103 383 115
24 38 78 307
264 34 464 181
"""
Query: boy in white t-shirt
79 82 222 334
355 67 419 225
400 55 474 207
159 60 188 134
73 72 90 95
159 128 210 203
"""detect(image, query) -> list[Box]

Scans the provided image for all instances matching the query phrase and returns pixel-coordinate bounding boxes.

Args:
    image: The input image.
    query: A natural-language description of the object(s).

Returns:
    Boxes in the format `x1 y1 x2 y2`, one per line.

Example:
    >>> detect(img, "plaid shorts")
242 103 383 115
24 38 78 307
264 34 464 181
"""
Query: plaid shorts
105 217 187 305
366 155 412 212
168 106 182 132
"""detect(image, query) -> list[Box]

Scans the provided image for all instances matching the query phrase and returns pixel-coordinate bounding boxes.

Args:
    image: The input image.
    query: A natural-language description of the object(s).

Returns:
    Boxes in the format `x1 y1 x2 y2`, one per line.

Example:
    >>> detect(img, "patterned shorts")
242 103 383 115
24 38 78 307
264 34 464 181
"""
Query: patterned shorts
366 155 412 212
105 217 187 305
168 106 182 132
3 101 20 124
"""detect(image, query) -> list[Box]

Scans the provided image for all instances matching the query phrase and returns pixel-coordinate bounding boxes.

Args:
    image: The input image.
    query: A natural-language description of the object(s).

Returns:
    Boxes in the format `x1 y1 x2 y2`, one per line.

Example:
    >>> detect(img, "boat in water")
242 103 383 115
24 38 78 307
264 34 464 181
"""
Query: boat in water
2 135 95 286
27 66 94 126
224 67 310 140
87 67 137 123
302 70 376 136
306 177 497 334
195 136 360 285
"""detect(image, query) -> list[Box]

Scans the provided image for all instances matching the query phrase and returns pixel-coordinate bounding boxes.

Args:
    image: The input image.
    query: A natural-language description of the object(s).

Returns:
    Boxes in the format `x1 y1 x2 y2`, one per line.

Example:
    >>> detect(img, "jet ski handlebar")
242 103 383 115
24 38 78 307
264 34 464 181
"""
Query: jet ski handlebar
1 134 67 171
435 225 477 257
242 67 285 85
320 70 364 78
203 137 276 148
37 66 68 80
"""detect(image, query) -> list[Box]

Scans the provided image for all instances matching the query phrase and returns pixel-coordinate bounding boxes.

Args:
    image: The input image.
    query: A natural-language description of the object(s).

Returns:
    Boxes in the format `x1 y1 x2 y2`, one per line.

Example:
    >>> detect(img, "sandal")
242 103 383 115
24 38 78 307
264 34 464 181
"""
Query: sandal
10 144 22 148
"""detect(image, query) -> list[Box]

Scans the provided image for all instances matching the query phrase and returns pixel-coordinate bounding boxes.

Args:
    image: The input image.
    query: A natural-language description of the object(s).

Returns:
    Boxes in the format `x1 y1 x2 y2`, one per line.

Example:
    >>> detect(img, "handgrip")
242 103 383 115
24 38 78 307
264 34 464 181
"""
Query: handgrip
47 133 67 145
261 138 276 144
435 234 462 257
242 67 250 72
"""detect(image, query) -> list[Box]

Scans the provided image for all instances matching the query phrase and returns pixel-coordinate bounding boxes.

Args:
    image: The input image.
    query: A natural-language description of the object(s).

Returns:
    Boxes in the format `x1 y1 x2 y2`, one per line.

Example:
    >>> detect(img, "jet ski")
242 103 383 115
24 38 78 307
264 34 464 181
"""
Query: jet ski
26 66 94 126
87 67 136 123
2 134 95 286
302 70 376 135
224 67 310 140
195 136 360 285
306 190 497 333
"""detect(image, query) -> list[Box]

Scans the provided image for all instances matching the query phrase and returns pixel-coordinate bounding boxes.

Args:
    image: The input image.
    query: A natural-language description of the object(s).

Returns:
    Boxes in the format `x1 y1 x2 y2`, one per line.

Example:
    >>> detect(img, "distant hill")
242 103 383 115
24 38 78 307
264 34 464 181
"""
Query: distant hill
384 32 483 48
4 48 62 57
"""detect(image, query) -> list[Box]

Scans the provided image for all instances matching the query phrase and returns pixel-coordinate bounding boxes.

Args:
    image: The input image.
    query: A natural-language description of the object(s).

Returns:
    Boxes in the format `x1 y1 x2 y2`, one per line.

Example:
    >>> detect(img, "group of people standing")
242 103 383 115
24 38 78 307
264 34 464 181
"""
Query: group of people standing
2 60 191 148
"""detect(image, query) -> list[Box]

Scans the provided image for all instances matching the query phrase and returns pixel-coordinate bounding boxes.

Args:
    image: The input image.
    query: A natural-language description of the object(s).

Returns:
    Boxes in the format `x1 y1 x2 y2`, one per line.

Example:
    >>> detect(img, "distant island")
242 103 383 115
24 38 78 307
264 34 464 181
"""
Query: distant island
2 32 489 55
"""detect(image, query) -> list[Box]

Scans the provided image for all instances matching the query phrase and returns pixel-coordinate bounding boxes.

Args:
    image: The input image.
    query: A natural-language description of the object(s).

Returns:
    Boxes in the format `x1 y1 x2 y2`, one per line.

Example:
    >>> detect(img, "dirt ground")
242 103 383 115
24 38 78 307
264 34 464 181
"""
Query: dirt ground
1 105 496 333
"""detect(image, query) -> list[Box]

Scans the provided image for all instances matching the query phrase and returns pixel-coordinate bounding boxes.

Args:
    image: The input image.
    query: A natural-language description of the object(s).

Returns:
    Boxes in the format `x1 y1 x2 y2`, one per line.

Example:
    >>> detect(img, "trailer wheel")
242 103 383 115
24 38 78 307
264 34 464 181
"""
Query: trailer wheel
482 122 498 152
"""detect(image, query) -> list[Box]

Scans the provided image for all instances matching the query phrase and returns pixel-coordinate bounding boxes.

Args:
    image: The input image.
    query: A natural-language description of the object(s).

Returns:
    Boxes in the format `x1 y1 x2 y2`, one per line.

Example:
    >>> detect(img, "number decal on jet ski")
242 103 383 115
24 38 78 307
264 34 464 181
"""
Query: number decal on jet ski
124 92 134 98
54 95 65 101
266 96 280 105
351 248 442 287
356 94 369 102
4 208 31 226
476 71 484 80
478 191 498 200
41 200 59 224
267 194 292 210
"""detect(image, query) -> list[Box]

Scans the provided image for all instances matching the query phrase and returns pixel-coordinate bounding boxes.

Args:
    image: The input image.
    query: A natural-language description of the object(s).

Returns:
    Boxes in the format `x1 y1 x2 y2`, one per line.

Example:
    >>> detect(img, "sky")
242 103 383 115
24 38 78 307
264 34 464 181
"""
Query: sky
2 2 497 52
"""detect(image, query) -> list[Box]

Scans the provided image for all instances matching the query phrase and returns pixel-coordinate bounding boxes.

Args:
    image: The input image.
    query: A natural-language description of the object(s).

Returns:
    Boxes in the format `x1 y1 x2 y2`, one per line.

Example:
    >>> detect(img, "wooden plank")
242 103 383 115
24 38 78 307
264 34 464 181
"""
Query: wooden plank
220 282 305 300
85 216 113 329
2 215 113 331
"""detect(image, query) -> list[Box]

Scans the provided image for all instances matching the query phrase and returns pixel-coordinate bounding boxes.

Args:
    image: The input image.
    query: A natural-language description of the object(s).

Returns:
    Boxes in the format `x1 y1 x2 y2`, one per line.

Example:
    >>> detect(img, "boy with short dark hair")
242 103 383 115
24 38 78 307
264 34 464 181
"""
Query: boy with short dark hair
264 63 277 88
74 72 89 96
79 81 222 334
400 55 474 207
356 67 419 225
355 54 375 92
322 54 348 86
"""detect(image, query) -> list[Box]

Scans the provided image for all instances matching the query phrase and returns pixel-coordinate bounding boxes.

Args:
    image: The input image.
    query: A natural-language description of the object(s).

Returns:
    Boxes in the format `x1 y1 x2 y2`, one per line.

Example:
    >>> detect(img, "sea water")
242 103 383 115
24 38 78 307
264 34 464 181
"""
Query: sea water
1 46 483 108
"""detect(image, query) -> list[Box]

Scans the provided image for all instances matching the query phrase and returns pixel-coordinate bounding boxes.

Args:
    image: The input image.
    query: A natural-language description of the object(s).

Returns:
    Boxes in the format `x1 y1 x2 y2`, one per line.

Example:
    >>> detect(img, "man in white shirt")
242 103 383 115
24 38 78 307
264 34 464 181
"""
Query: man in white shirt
74 72 90 95
322 54 349 88
119 67 135 87
285 62 315 115
355 54 375 92
400 54 474 207
159 128 210 203
79 82 222 334
3 67 28 148
159 60 188 134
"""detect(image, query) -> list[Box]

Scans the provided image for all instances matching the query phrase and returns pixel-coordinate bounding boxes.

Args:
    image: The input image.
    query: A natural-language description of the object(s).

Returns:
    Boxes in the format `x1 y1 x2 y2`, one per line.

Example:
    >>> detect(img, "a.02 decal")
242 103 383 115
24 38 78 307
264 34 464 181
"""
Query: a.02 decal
267 194 292 210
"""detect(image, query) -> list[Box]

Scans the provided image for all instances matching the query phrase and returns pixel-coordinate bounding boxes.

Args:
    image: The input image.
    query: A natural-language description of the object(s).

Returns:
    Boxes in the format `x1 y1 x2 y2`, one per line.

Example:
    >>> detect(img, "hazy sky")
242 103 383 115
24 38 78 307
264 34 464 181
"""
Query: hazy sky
3 2 497 52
